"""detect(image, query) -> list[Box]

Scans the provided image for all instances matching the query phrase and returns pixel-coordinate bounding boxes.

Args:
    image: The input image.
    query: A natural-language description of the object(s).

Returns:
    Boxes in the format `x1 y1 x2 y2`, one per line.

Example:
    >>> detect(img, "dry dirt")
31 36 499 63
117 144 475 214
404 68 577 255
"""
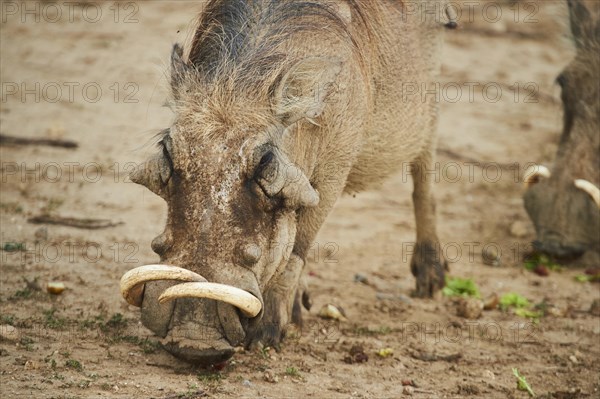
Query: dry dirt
1 1 599 398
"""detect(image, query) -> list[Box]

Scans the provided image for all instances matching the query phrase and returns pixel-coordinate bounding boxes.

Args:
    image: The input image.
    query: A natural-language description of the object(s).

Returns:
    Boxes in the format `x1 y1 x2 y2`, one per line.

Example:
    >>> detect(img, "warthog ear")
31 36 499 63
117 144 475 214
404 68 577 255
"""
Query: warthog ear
171 43 189 99
273 57 342 126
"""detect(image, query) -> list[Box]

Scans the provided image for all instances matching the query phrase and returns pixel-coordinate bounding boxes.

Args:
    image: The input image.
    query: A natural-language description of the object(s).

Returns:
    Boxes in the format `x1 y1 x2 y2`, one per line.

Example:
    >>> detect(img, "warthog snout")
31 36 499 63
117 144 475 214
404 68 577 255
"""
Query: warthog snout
121 265 264 364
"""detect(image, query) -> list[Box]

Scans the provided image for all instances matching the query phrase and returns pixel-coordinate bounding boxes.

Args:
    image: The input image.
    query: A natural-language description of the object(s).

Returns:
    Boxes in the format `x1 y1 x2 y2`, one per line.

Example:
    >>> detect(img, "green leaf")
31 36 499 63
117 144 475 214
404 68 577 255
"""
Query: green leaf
2 242 25 251
523 254 562 272
575 274 600 283
442 277 480 298
499 292 530 310
514 308 543 320
512 368 535 397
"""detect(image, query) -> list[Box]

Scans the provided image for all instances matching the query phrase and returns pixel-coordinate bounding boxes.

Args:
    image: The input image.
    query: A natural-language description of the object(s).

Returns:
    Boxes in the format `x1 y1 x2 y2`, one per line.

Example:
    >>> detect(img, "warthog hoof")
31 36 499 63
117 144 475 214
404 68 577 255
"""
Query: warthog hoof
410 241 448 298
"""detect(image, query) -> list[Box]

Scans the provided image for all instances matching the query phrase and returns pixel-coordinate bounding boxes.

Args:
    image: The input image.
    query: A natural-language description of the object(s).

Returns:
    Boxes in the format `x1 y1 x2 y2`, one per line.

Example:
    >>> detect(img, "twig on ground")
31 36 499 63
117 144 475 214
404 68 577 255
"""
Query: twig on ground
0 134 78 149
28 215 123 229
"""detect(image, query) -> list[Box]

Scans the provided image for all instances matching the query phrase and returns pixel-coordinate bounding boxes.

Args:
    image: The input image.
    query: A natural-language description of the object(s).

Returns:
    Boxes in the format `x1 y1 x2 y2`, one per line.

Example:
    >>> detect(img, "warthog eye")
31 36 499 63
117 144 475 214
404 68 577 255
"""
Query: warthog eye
257 151 274 173
255 150 278 185
252 148 283 208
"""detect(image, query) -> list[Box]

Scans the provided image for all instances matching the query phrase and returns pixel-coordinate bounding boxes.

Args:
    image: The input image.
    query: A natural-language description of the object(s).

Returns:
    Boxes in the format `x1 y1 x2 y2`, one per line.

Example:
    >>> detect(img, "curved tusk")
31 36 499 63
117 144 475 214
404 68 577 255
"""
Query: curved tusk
120 265 207 307
574 179 600 208
524 165 551 188
158 282 262 318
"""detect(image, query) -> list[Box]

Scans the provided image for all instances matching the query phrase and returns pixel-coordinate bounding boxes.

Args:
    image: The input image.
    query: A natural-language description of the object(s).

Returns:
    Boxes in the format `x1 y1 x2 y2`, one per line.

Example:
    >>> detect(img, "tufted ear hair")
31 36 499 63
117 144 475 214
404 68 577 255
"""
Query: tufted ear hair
170 43 190 100
272 57 342 126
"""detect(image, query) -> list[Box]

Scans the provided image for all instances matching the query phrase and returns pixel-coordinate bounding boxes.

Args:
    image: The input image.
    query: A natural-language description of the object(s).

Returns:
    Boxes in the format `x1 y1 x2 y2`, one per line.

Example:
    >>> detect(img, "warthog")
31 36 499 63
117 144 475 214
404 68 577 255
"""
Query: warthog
121 0 453 364
524 0 599 262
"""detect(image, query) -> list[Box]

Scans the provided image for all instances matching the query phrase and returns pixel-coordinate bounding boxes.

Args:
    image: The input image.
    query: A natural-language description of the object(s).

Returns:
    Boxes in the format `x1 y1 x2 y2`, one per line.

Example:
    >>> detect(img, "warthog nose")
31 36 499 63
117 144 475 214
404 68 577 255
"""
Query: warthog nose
240 243 262 266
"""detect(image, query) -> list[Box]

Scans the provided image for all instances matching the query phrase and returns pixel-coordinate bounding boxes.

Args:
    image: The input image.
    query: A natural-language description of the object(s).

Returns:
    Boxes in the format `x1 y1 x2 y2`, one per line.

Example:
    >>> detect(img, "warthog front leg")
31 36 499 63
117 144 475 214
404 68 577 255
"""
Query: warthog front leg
410 151 447 297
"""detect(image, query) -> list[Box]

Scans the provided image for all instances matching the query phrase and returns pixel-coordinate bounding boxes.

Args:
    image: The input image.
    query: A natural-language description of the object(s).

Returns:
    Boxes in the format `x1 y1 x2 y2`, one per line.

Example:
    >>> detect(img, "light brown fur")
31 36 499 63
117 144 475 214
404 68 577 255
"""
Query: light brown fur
133 0 451 364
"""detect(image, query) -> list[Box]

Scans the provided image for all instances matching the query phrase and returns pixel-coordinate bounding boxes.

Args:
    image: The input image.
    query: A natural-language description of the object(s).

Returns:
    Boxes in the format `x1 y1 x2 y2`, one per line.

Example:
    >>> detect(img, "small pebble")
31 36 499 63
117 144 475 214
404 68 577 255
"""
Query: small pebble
569 355 578 364
318 304 347 321
24 360 39 370
47 282 66 295
482 247 501 267
354 273 369 285
263 370 278 383
483 293 499 310
510 221 529 238
456 298 483 319
546 305 565 317
482 369 495 380
403 385 414 395
0 325 20 342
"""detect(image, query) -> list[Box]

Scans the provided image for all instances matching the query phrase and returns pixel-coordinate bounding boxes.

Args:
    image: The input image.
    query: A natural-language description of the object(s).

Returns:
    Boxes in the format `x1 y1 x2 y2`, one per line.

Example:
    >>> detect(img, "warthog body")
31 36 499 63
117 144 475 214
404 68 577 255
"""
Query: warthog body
128 0 450 364
524 0 599 262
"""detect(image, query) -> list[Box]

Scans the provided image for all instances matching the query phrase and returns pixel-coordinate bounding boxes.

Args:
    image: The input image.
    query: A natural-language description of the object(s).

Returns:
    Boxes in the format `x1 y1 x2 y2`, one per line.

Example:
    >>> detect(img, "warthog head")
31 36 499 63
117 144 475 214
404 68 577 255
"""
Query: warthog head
121 4 343 365
524 0 599 260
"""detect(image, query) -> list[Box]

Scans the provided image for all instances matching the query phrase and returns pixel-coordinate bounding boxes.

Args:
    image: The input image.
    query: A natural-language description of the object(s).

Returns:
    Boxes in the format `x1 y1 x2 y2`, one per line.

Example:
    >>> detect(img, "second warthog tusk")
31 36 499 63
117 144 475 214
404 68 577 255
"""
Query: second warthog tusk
158 282 262 318
574 179 600 208
523 165 551 188
120 265 207 307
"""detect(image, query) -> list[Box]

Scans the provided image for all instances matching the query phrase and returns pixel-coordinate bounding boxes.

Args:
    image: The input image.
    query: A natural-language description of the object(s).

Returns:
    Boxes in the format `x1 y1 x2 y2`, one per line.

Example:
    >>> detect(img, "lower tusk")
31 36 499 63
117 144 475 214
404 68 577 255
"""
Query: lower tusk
120 265 207 307
574 179 600 208
524 165 551 188
158 282 262 318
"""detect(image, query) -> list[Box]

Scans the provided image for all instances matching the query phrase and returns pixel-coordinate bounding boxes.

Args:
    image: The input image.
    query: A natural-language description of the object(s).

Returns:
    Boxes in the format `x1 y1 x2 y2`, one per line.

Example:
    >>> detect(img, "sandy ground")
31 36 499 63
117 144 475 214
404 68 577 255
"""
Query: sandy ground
1 1 599 398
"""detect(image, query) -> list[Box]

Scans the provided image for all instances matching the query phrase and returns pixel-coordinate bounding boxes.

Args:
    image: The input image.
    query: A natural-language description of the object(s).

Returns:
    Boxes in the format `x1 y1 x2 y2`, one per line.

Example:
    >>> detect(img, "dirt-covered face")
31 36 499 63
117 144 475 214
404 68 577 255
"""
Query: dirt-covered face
121 41 340 364
133 121 317 363
524 0 600 260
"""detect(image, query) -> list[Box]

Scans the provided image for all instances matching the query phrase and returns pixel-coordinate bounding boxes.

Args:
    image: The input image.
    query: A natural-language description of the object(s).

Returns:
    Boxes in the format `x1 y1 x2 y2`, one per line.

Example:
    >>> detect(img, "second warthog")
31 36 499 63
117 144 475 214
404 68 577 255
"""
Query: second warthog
524 0 599 262
121 0 451 364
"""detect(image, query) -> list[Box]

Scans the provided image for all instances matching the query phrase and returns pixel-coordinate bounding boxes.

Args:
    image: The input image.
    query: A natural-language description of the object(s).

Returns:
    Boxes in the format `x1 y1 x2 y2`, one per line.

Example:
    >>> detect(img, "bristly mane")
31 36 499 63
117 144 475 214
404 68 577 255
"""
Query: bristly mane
184 0 391 97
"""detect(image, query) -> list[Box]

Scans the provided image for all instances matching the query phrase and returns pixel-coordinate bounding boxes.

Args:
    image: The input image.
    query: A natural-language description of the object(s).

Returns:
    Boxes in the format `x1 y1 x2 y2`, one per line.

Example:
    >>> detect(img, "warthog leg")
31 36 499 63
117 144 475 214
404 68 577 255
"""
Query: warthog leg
410 150 448 297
